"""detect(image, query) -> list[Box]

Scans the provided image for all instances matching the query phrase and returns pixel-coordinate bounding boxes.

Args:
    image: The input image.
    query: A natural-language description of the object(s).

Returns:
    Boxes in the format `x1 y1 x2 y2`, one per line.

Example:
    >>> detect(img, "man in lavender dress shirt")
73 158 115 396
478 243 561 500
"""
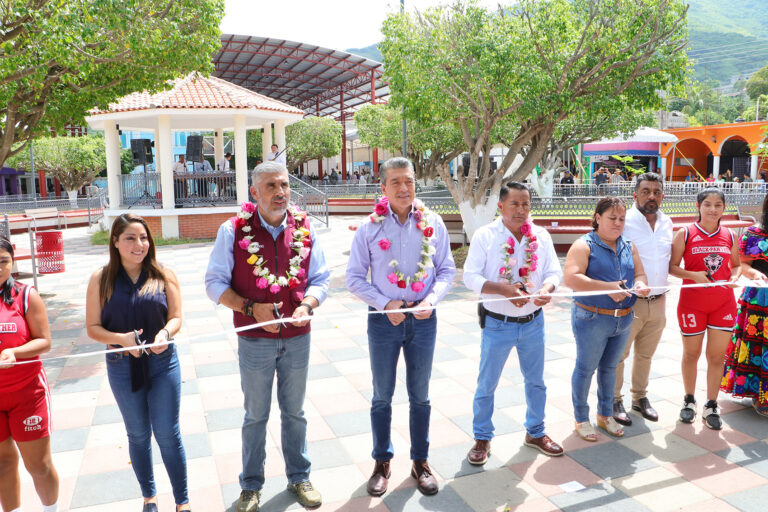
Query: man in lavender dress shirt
346 157 456 497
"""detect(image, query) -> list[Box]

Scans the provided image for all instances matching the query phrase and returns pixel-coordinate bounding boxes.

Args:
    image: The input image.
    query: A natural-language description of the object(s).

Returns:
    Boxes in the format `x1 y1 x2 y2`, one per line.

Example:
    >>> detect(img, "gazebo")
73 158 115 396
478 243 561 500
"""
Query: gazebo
84 73 304 238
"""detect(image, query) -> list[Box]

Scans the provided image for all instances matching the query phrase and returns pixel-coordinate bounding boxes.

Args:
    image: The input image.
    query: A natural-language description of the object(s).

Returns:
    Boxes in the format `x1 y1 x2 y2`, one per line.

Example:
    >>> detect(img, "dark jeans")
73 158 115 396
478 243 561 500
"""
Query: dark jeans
107 346 188 505
367 308 437 461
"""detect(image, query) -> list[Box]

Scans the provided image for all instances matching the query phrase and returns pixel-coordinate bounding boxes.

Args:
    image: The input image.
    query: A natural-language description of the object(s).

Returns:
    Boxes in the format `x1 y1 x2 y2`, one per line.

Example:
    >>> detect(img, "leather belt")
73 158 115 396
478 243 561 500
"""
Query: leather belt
483 306 541 324
638 293 665 301
576 302 632 317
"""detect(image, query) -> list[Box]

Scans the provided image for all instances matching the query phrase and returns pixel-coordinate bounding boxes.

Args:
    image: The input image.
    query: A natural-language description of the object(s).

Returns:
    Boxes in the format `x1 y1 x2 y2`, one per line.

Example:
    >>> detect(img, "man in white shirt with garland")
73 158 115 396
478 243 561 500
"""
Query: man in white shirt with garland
463 181 564 463
612 172 673 425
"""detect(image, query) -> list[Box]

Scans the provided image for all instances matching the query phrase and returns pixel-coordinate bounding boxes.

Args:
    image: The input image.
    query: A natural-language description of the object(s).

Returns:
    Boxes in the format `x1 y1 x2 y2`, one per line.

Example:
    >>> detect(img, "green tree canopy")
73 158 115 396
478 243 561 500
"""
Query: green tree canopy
380 0 689 235
746 62 768 101
285 117 343 171
0 0 224 166
354 103 463 181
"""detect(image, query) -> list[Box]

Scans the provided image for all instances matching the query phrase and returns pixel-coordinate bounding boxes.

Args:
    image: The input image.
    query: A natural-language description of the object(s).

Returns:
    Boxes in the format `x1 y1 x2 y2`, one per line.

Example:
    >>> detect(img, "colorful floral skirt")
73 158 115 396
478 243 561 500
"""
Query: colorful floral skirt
721 287 768 407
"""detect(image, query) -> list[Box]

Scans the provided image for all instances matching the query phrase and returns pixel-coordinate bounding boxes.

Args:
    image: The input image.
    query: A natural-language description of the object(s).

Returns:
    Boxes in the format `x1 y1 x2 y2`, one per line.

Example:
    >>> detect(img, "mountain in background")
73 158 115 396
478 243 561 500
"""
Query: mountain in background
346 0 768 87
345 44 382 63
688 0 768 85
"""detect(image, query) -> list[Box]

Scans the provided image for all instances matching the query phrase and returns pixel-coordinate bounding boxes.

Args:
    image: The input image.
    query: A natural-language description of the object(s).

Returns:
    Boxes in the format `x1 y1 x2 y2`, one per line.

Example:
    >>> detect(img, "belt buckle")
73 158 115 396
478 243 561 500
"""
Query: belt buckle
614 309 620 317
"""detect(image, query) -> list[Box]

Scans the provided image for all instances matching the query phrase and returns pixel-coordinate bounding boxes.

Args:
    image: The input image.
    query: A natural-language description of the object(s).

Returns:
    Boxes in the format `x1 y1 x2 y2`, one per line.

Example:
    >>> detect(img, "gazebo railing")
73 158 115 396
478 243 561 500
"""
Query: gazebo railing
176 172 237 206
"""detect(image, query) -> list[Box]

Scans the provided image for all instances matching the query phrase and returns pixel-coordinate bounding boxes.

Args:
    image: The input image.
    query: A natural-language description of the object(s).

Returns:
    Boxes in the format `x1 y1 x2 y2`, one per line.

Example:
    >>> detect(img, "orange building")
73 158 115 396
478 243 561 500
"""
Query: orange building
660 121 768 181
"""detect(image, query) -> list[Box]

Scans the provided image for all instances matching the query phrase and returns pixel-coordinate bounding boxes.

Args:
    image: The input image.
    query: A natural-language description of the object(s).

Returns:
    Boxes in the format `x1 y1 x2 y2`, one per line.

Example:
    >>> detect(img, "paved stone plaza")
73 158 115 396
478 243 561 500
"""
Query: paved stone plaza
9 216 768 511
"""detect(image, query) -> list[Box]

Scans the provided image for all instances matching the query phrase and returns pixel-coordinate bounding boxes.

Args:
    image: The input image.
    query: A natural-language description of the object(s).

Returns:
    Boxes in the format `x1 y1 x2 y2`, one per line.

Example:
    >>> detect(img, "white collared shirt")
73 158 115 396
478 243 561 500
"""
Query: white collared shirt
463 218 562 317
623 203 673 292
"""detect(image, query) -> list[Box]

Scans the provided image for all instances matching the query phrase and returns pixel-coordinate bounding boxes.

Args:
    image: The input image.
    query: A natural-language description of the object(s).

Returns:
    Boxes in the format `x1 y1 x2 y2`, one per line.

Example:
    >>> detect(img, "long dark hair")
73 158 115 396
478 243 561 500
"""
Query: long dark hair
0 236 19 306
99 214 167 307
591 196 626 230
761 193 768 231
696 187 726 223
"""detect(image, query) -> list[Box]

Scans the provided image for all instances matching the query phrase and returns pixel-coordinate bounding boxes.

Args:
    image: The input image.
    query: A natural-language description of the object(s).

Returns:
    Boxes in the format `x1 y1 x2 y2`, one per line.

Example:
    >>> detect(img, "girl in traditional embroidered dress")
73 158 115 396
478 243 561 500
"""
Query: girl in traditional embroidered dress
721 194 768 416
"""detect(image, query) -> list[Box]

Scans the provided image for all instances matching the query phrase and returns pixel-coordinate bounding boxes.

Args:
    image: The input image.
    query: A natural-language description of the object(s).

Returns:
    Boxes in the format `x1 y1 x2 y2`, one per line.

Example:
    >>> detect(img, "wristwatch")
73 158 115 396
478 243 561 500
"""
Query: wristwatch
299 302 314 315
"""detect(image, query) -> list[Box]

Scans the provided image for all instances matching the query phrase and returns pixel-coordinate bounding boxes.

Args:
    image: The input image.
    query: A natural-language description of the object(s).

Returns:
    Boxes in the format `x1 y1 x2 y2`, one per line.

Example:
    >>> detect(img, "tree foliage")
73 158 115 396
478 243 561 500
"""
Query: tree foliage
354 103 463 181
380 0 689 235
285 117 343 171
667 80 748 126
17 136 107 191
0 0 225 167
746 62 768 101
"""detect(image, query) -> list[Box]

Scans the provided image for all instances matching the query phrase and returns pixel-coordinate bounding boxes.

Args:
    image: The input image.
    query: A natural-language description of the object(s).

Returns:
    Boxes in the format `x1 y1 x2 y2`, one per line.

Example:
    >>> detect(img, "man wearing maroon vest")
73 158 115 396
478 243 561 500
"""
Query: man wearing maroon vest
205 162 330 512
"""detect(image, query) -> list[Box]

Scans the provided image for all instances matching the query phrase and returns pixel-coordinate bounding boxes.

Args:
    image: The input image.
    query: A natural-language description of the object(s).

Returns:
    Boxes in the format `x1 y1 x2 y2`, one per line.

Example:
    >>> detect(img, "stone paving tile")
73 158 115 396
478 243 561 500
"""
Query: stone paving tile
11 222 768 511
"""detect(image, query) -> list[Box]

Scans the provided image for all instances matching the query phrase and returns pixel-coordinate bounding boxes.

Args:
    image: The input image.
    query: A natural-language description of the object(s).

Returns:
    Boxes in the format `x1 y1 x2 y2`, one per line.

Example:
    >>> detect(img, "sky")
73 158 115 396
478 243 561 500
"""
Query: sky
221 0 500 51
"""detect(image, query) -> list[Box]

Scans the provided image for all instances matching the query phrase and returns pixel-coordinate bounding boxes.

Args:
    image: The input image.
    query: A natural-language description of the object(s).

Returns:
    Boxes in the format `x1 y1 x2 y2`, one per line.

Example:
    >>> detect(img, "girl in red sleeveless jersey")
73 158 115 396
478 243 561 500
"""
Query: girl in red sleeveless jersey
0 237 59 512
670 188 740 430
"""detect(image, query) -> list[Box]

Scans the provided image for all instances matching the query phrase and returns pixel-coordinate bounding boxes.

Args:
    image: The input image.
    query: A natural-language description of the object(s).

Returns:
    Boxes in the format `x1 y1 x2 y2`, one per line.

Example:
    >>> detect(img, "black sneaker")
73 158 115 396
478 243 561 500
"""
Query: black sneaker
680 395 696 423
703 400 722 430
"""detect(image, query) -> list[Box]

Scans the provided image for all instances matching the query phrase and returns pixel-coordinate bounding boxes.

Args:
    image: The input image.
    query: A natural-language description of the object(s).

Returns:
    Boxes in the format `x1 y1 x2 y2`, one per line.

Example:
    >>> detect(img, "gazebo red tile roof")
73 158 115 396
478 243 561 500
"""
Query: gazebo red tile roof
91 73 304 115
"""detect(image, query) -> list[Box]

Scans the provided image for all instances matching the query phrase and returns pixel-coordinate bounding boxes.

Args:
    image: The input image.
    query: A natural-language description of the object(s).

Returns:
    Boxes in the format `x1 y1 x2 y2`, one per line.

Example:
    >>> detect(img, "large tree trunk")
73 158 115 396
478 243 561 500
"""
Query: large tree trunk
529 151 562 197
66 189 78 208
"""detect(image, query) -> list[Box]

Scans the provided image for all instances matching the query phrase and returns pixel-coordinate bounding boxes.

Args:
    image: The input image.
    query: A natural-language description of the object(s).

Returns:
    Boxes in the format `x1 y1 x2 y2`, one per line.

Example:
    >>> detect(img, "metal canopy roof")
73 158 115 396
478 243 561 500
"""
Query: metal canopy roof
214 34 388 119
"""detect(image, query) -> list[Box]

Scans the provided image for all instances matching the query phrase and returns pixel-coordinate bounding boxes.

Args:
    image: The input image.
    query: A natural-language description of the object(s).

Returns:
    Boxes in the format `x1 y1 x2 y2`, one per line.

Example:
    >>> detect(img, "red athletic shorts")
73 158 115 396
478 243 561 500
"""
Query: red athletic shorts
677 294 737 336
0 369 52 442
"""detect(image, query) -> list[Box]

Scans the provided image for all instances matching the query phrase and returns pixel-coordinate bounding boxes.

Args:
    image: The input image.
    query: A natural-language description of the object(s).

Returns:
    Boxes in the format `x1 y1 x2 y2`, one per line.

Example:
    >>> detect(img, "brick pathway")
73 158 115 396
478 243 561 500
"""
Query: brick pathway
9 217 768 511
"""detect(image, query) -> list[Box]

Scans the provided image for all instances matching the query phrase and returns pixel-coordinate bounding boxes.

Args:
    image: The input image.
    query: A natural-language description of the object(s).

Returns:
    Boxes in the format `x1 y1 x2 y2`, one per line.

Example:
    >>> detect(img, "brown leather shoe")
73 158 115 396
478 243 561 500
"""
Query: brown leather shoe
366 460 391 497
613 401 632 426
467 439 491 465
632 397 659 422
524 433 564 457
411 460 439 495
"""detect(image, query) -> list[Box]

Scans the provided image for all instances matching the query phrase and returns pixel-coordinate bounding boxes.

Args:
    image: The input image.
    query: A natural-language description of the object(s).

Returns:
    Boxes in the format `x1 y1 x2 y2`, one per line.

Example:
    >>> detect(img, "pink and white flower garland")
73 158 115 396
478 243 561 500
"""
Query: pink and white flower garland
235 202 310 294
371 196 435 292
499 221 539 288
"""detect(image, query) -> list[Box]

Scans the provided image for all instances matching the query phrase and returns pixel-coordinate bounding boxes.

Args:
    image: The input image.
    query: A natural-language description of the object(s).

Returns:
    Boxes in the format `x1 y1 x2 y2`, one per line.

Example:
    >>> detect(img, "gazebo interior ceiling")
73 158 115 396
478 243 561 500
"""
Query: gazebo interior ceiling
214 34 388 119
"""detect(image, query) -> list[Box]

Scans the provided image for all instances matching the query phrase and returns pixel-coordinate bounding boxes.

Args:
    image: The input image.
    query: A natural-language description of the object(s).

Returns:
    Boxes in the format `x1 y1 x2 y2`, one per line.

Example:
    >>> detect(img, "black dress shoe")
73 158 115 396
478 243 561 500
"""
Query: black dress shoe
633 397 659 422
613 401 632 426
142 503 158 512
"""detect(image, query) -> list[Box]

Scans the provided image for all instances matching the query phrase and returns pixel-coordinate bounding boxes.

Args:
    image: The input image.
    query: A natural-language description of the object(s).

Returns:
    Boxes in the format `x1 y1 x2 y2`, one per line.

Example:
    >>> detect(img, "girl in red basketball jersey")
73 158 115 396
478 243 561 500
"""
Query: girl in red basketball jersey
670 188 740 430
0 237 59 512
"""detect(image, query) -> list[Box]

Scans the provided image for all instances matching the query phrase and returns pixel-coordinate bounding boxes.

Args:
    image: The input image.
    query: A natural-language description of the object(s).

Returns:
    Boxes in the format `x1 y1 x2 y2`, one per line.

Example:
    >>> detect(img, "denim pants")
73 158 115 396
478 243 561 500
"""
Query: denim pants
238 333 311 491
107 346 188 505
368 309 437 461
571 305 634 422
474 312 547 440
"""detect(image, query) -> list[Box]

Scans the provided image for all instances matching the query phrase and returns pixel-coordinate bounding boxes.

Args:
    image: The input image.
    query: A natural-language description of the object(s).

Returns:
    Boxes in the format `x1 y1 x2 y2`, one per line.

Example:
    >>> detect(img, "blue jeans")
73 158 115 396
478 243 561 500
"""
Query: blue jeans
474 312 547 439
238 333 311 491
571 305 634 422
368 309 437 461
107 346 188 505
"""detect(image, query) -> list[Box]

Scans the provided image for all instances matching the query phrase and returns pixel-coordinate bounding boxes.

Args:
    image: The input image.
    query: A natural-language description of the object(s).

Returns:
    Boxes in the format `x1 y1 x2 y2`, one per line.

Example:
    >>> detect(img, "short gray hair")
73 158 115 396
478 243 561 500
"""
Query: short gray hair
380 157 414 184
250 161 287 185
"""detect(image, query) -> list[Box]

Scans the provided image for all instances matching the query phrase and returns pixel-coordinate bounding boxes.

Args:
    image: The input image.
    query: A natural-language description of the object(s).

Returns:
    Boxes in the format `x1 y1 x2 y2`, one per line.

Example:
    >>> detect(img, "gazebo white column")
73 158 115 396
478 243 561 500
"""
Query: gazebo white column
713 155 721 179
262 123 272 163
274 119 286 157
751 154 759 180
104 120 122 209
660 157 667 180
156 115 178 237
234 114 248 203
214 130 224 170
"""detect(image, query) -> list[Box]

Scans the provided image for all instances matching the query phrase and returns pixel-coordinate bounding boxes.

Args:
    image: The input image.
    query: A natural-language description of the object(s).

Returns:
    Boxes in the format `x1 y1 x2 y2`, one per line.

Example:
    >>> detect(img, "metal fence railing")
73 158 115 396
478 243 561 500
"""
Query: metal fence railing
549 181 768 198
418 194 752 217
120 172 162 208
175 172 237 207
289 175 329 227
0 189 107 225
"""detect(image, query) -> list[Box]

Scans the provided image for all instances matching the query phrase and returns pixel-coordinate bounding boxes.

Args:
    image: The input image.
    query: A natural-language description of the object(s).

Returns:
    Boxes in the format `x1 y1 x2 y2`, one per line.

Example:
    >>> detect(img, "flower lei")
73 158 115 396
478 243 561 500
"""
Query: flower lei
499 221 539 289
234 202 310 294
370 196 435 292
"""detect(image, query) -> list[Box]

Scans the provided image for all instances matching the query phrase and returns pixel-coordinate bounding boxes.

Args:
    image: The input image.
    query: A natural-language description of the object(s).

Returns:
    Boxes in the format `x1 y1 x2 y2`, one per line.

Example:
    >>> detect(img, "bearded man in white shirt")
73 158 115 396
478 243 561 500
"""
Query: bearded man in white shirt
612 172 673 425
463 181 564 462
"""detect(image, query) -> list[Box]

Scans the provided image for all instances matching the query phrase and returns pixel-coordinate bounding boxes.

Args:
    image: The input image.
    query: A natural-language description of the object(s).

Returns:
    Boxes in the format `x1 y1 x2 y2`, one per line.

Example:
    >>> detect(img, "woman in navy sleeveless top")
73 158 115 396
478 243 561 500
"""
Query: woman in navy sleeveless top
564 197 650 441
85 214 189 512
